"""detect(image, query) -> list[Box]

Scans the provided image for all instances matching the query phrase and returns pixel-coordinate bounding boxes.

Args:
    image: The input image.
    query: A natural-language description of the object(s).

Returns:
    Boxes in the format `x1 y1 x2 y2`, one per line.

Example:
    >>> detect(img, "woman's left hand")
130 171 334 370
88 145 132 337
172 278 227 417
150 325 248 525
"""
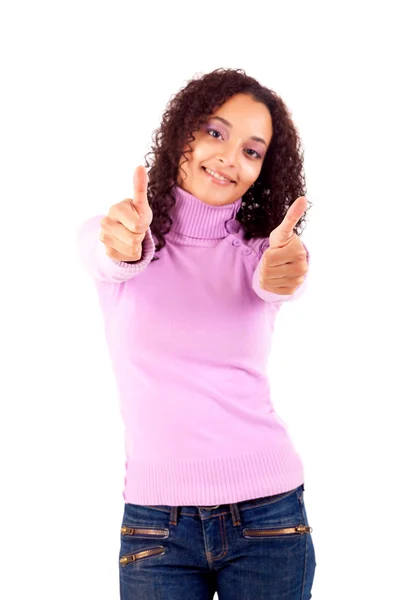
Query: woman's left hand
260 196 309 295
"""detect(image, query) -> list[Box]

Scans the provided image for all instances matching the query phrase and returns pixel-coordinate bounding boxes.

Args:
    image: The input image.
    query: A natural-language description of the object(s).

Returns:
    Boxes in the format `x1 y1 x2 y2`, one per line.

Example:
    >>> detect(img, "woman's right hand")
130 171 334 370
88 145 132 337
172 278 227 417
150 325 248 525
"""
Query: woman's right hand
99 166 153 262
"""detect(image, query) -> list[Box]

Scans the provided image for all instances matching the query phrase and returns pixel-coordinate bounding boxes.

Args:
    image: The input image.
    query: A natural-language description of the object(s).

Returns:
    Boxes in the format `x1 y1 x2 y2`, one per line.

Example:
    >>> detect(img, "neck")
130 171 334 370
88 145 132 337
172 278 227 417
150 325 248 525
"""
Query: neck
167 184 243 244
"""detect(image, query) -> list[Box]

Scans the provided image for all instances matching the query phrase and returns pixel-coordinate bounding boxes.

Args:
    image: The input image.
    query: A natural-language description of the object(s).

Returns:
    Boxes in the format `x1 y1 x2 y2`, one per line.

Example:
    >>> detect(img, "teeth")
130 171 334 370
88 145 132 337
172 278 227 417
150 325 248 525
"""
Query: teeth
205 167 231 182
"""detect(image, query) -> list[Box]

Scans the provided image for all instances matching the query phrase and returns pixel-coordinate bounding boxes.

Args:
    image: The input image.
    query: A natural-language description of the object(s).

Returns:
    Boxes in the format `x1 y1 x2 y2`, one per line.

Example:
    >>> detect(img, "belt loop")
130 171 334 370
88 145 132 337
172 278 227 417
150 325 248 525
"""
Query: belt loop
169 506 179 526
230 503 241 527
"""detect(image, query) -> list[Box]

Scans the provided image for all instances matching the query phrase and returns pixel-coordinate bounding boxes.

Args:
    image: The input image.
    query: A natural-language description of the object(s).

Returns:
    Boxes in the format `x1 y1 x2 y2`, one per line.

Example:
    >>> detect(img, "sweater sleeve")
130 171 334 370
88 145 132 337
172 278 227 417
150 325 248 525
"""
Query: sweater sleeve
252 240 310 303
76 215 156 283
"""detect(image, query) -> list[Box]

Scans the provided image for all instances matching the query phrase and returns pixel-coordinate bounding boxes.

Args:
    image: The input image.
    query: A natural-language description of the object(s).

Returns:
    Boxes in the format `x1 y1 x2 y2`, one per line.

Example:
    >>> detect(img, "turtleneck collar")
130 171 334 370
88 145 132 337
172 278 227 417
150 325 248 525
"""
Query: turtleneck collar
168 184 243 241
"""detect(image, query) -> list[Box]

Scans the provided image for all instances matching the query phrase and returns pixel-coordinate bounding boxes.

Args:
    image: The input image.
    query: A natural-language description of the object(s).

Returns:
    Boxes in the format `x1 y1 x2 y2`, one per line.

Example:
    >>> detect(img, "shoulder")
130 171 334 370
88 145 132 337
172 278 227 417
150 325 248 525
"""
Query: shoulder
243 236 270 259
225 218 270 260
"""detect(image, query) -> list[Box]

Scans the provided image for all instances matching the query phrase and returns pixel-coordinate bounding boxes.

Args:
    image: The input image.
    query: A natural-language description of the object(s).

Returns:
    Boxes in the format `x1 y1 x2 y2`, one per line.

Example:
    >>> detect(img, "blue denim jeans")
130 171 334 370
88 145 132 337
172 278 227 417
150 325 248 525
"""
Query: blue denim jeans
119 483 316 599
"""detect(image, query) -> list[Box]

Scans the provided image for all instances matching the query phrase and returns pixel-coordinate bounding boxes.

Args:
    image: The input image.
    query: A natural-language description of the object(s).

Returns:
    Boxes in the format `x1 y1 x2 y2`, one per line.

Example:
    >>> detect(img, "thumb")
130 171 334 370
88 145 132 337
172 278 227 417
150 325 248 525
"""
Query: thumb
269 196 308 248
132 166 149 217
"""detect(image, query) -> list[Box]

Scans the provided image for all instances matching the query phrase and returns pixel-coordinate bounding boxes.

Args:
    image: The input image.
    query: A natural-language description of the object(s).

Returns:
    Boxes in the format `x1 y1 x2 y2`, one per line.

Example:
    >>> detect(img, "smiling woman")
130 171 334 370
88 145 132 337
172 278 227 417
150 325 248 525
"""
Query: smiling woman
176 93 273 206
77 66 315 600
143 67 311 260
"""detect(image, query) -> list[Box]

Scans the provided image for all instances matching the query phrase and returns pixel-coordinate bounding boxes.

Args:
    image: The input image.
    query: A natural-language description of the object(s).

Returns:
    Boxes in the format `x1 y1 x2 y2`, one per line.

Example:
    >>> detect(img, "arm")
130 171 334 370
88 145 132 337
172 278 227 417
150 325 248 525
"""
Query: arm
252 240 310 303
76 215 156 283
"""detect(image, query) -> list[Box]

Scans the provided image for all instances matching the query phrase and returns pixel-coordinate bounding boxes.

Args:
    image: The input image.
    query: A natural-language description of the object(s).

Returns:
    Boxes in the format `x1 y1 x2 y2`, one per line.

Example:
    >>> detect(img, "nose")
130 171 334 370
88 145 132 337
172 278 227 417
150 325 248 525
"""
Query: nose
216 141 239 166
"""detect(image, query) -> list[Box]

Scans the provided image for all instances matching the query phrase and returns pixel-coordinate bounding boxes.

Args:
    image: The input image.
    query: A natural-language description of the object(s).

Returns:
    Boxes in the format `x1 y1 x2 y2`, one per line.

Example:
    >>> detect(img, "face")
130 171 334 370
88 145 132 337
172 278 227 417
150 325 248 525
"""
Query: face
176 93 273 206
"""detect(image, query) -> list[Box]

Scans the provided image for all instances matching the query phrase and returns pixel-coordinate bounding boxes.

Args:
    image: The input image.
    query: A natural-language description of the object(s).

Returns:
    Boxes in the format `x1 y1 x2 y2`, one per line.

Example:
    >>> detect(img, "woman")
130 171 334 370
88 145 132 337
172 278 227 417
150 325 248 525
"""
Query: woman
77 67 316 599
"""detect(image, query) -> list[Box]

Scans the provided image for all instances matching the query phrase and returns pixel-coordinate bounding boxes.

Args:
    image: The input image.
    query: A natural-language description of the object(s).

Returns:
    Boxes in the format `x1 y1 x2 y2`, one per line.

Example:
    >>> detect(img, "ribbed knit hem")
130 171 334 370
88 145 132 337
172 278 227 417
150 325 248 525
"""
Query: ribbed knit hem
122 444 305 506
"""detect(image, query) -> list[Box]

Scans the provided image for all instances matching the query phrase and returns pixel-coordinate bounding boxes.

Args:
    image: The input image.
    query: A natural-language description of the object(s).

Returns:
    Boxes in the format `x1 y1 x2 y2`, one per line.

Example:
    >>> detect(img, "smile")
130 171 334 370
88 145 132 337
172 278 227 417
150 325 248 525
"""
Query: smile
202 167 234 185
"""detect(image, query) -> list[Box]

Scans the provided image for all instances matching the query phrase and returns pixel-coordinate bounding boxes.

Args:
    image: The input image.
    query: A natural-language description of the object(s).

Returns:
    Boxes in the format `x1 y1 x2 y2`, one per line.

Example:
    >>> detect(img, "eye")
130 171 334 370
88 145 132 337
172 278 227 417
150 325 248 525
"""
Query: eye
207 128 223 139
245 149 262 159
207 127 261 159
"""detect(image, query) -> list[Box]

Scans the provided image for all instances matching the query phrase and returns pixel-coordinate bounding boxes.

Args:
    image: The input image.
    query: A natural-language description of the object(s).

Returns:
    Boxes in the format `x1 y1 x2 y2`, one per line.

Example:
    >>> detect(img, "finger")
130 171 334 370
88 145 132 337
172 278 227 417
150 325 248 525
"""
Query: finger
101 220 145 247
273 197 307 242
262 246 292 267
261 286 297 295
262 243 306 267
133 165 149 217
109 203 150 234
262 261 307 279
100 226 144 260
280 197 307 233
104 244 142 262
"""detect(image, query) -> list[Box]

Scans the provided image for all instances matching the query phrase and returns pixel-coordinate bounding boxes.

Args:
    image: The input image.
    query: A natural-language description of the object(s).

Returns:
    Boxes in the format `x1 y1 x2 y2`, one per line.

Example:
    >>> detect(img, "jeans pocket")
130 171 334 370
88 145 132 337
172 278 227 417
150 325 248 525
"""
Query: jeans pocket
119 545 166 567
243 523 313 539
119 504 170 568
121 524 170 539
241 486 313 541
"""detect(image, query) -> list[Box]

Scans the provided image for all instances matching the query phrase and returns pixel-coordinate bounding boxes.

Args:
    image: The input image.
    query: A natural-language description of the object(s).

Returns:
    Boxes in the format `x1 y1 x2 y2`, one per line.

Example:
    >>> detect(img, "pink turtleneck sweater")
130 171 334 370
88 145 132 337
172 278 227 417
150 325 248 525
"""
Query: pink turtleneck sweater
76 184 310 506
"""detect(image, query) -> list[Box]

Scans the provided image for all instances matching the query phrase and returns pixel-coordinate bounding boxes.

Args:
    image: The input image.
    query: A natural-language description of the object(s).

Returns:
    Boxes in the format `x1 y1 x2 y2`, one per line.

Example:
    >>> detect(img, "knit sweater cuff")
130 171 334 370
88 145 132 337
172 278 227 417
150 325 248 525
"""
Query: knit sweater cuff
90 225 155 283
112 228 156 272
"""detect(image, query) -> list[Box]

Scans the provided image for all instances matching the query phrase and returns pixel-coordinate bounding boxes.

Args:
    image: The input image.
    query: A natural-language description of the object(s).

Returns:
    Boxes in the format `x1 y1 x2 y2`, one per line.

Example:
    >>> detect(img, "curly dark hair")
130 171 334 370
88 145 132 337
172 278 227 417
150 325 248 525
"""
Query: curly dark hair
144 67 311 262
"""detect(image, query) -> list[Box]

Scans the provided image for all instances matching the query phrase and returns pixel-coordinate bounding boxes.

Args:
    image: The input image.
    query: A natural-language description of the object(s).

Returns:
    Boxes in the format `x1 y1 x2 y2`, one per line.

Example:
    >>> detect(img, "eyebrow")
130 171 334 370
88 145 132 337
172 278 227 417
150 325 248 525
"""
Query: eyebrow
210 116 268 146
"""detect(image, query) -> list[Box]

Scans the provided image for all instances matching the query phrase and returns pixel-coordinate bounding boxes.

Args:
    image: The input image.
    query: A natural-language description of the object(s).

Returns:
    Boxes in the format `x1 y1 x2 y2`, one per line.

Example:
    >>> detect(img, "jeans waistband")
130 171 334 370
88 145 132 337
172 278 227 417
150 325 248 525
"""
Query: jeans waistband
167 484 304 528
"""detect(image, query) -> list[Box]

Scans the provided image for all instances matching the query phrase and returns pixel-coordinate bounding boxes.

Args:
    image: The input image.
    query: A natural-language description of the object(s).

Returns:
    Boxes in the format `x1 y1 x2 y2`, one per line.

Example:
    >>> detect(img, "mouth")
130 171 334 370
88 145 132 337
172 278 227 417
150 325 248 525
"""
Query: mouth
202 166 235 185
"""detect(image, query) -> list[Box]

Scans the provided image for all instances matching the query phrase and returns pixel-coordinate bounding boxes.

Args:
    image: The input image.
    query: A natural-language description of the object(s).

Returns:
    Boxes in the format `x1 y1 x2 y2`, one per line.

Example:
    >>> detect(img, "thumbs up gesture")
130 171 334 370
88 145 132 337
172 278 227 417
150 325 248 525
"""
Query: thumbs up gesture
99 166 153 262
260 196 309 295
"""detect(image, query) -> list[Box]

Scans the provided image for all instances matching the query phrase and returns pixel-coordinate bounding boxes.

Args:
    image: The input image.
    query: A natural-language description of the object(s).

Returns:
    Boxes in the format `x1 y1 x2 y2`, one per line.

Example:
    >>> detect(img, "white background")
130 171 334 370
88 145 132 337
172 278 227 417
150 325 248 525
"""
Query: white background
1 1 399 598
